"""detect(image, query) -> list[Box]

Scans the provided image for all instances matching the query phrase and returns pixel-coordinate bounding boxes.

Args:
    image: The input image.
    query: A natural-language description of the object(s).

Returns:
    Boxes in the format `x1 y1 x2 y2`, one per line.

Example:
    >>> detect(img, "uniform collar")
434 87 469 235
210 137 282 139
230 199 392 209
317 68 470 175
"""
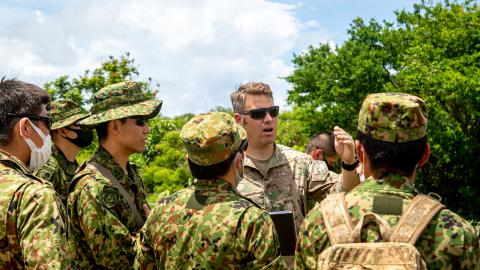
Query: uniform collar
244 143 289 170
52 145 78 175
356 172 418 195
193 178 233 193
0 149 30 174
92 146 134 184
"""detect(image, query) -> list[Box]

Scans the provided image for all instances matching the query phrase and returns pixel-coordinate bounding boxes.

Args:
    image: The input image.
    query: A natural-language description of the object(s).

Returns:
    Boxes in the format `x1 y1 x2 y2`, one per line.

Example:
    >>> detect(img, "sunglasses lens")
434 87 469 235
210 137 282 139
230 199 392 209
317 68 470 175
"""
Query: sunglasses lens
268 106 279 117
249 109 267 120
135 118 148 126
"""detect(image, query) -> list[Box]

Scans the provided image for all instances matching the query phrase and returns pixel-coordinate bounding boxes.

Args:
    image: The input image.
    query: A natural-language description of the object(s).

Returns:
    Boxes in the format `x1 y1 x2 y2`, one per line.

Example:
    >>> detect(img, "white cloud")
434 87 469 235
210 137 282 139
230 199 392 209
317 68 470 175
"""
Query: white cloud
0 0 329 116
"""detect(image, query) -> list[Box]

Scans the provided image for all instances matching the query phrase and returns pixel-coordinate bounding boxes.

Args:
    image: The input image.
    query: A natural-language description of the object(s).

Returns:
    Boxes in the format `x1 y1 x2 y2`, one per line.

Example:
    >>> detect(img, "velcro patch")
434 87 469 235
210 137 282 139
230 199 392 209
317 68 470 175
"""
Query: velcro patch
373 195 403 216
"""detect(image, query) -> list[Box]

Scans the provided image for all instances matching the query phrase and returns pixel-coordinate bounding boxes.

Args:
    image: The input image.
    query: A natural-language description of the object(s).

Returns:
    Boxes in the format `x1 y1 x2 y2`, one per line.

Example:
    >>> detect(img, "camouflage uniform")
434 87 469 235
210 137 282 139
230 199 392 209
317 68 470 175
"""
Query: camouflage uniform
237 145 342 230
295 93 479 270
134 112 285 269
0 150 72 269
35 99 89 205
68 81 162 269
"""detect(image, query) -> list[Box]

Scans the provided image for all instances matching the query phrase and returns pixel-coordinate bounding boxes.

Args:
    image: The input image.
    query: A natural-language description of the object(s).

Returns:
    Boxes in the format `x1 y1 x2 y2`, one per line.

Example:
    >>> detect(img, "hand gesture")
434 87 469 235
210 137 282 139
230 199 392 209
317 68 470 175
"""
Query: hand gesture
334 126 355 164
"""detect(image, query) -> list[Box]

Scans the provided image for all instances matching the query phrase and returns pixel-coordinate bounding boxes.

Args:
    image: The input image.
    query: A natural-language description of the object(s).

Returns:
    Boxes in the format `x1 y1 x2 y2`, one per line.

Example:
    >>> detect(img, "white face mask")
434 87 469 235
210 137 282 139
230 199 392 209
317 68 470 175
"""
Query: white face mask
23 119 52 171
233 152 244 186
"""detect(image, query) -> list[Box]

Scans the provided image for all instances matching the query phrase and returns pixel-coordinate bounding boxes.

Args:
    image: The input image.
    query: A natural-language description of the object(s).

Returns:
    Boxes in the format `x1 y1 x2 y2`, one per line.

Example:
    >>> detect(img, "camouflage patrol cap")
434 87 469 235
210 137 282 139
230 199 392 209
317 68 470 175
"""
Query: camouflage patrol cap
78 81 162 126
49 99 90 130
358 93 428 143
180 112 247 166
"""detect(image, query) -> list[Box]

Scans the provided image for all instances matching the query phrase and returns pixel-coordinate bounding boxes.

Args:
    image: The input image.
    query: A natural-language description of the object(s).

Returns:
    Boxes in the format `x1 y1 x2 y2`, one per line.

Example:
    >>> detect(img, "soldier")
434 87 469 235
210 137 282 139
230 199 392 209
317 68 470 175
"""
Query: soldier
67 81 162 269
230 82 359 230
35 99 92 205
305 131 338 171
0 78 71 268
295 93 479 269
134 112 285 269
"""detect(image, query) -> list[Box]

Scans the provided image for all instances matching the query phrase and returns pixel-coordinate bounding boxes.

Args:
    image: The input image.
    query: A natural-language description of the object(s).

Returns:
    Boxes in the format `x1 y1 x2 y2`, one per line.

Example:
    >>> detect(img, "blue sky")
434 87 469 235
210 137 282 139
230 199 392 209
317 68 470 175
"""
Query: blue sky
0 0 417 116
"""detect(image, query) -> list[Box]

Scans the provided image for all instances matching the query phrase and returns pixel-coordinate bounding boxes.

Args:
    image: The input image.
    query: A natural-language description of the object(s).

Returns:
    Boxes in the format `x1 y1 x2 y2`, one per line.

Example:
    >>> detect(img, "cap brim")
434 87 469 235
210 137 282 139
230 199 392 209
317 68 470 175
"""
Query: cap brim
78 99 162 126
52 112 90 130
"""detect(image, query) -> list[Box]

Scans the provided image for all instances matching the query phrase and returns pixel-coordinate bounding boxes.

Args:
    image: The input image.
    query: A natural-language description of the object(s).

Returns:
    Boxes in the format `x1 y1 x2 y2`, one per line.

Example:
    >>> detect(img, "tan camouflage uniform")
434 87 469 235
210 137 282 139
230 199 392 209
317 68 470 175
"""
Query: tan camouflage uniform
67 81 162 269
0 150 72 269
35 99 89 205
295 93 479 270
134 112 285 269
237 145 342 230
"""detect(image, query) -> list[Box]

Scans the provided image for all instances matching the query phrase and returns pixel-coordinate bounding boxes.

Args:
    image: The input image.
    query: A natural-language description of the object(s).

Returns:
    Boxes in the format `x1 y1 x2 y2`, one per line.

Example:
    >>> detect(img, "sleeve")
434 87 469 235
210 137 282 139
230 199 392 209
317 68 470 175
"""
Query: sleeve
294 208 332 270
16 185 72 269
307 160 341 202
235 209 286 269
75 181 135 269
134 213 158 270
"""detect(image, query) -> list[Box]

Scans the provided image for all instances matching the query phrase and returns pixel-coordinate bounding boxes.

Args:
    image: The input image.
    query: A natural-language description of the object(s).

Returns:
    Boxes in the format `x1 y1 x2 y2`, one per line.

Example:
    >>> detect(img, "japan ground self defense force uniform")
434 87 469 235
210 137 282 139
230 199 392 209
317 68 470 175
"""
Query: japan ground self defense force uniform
135 112 285 269
35 99 90 205
295 93 479 270
67 81 162 269
0 150 72 269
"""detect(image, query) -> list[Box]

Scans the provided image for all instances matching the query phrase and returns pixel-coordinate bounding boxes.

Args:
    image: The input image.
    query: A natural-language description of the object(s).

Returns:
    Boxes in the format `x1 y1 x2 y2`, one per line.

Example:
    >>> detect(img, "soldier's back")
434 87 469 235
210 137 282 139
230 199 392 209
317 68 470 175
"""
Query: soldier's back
135 178 284 270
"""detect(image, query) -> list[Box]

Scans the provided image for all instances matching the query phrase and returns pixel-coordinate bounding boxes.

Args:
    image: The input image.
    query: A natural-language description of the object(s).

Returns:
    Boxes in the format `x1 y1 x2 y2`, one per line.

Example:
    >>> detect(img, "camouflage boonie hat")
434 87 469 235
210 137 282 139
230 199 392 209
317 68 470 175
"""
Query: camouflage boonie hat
78 81 162 126
49 99 90 130
358 93 428 143
180 112 247 166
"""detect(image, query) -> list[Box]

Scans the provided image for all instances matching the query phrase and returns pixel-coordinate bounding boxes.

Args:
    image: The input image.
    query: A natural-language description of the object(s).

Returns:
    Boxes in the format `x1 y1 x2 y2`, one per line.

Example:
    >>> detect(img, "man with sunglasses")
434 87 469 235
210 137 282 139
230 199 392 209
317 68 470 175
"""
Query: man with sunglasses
231 82 359 232
135 112 285 269
35 99 92 206
0 78 72 268
67 81 162 269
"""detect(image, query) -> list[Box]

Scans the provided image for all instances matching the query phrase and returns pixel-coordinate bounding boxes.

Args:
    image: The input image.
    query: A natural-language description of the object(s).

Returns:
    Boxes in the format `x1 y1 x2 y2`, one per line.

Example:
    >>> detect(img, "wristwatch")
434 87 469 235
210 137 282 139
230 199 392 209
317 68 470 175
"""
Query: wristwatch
341 157 359 171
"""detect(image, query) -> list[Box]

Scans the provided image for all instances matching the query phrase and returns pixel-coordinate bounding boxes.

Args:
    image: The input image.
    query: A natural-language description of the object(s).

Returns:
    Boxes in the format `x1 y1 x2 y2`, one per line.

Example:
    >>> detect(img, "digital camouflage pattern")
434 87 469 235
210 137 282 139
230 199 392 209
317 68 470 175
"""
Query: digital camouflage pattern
35 145 78 205
49 99 90 130
0 150 72 269
237 144 342 230
134 178 285 269
79 81 162 126
180 112 247 166
68 146 148 269
295 174 479 270
358 93 428 143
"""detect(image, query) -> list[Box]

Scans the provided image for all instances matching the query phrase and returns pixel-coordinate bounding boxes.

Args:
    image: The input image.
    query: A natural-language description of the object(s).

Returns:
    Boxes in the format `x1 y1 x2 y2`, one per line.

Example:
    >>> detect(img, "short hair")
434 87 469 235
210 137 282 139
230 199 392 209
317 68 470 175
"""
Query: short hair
305 131 336 157
230 82 273 112
0 78 50 146
188 154 236 179
357 131 427 177
95 118 127 143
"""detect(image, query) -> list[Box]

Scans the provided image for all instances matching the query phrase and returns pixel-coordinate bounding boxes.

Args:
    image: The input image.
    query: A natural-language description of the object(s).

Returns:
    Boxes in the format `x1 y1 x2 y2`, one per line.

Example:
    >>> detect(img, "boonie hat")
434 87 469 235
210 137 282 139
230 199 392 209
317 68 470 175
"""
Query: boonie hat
49 99 90 130
357 93 428 143
79 81 162 126
180 112 247 166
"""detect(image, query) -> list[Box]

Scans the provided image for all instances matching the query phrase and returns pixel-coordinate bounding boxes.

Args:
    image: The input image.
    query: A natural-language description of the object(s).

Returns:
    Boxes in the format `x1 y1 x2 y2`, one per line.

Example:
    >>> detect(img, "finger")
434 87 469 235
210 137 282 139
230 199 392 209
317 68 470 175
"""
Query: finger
143 203 151 217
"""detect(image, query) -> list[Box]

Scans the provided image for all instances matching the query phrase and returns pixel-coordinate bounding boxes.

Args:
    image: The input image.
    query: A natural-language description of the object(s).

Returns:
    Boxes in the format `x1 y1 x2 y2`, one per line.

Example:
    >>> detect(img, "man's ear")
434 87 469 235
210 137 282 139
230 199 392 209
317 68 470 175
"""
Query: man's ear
418 143 430 167
234 113 242 124
355 140 364 163
108 120 120 136
311 148 323 160
18 117 31 138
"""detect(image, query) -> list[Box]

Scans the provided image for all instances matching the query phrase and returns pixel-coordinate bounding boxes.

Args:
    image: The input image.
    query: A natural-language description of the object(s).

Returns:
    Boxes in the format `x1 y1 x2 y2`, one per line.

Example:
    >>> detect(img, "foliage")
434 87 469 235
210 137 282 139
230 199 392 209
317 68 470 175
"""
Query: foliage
286 0 480 219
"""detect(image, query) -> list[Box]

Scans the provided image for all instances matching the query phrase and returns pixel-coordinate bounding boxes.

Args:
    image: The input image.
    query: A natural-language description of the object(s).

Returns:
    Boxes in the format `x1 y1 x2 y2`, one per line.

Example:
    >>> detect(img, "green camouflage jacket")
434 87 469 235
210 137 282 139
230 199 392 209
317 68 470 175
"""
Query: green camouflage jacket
68 146 148 269
237 144 341 230
0 150 72 269
134 178 285 270
295 173 479 270
35 145 78 205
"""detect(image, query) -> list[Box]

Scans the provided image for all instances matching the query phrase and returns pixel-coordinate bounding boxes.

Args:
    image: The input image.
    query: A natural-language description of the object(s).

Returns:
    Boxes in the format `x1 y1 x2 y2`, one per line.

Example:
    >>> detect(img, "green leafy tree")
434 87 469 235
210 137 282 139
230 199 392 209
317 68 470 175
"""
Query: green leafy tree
286 0 480 219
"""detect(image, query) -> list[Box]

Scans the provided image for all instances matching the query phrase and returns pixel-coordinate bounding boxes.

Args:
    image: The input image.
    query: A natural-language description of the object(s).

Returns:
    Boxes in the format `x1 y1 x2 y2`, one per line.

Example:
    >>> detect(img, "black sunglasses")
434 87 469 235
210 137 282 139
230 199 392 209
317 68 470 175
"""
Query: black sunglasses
239 106 279 120
131 117 150 127
6 112 52 130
